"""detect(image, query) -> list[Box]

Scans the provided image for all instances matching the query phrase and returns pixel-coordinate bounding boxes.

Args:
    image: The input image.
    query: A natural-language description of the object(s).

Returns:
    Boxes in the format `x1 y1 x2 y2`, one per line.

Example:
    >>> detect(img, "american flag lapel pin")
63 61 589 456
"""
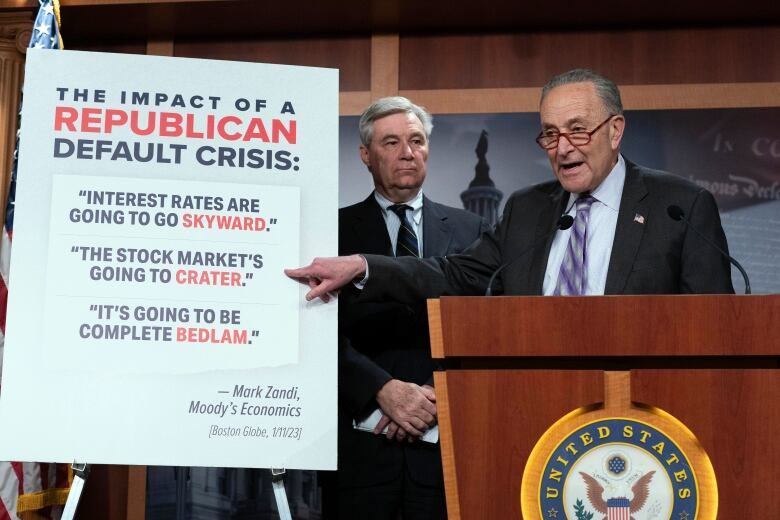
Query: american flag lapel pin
633 213 645 224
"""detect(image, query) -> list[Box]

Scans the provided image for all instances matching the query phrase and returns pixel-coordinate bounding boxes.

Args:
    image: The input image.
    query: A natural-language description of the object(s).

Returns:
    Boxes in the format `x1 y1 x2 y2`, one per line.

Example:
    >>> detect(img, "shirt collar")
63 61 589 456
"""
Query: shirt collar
374 190 424 224
591 154 626 211
565 154 626 212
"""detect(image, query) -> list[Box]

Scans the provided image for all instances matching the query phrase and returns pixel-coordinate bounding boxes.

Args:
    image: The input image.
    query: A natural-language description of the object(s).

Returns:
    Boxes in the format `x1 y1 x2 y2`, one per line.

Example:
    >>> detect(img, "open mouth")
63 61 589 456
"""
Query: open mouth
560 161 584 172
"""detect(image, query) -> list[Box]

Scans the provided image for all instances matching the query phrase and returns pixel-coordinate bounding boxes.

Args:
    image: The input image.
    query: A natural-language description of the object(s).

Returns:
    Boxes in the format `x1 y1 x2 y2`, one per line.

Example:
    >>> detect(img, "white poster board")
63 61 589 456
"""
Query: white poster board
0 49 338 469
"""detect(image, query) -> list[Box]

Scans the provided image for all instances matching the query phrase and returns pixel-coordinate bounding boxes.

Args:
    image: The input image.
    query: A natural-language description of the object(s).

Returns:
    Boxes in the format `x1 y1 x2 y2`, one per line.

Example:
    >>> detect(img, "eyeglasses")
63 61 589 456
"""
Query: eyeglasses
535 115 616 150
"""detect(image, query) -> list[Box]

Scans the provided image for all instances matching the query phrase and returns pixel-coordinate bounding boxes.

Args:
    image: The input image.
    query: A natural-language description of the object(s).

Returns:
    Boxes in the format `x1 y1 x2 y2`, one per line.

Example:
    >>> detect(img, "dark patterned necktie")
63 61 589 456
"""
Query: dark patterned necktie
554 195 596 295
388 204 420 257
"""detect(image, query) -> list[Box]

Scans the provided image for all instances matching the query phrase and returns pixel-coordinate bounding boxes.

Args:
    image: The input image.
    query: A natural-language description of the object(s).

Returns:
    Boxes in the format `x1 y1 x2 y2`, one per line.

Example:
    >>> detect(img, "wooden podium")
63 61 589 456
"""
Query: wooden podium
427 295 779 519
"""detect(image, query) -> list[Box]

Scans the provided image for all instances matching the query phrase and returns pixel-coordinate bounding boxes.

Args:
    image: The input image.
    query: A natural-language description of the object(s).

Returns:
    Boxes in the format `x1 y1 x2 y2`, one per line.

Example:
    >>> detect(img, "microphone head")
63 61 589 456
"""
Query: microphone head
667 205 685 221
558 214 574 230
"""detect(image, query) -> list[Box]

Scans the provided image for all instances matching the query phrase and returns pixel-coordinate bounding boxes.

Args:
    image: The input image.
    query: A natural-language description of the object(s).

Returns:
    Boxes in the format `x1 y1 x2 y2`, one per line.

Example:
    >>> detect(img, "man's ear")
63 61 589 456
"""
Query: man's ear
609 115 626 151
359 144 371 169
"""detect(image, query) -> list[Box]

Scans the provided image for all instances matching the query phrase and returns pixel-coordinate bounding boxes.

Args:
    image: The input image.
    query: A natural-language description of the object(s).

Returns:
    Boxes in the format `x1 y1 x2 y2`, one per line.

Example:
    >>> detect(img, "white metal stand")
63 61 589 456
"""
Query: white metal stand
61 463 292 519
270 468 293 520
61 462 90 520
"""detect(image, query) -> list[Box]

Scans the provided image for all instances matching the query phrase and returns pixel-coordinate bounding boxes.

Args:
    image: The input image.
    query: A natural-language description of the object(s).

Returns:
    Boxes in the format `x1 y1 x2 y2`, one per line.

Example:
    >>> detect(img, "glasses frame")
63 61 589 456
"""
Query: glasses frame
535 115 617 150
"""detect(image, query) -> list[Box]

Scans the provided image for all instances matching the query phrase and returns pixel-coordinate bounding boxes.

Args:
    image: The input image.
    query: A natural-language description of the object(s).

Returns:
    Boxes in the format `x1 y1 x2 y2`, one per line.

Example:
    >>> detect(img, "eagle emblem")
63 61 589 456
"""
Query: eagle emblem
579 470 655 520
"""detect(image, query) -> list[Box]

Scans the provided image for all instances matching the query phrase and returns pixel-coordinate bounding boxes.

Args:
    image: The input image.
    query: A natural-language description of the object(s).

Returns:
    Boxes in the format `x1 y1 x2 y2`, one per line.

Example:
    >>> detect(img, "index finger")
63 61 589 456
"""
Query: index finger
284 265 313 280
374 414 392 435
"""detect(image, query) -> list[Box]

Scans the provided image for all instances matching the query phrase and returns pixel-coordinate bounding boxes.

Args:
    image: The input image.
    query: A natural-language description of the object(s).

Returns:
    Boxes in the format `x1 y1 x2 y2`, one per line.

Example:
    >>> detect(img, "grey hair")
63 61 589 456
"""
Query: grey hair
358 96 433 146
540 69 624 115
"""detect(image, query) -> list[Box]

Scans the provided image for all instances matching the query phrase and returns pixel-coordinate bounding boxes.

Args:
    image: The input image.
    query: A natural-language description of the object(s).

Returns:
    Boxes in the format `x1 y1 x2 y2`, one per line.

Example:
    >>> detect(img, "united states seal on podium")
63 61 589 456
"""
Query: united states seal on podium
521 372 717 520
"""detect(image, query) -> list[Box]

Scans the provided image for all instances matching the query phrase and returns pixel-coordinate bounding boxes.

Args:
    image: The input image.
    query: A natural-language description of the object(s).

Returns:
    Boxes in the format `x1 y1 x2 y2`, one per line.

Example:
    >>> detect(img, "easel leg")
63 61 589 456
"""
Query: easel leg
270 468 292 520
61 463 90 520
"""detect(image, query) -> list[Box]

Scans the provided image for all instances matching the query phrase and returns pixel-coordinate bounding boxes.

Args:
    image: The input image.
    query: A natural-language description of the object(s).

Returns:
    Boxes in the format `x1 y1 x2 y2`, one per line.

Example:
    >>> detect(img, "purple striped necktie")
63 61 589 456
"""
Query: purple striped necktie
554 194 595 295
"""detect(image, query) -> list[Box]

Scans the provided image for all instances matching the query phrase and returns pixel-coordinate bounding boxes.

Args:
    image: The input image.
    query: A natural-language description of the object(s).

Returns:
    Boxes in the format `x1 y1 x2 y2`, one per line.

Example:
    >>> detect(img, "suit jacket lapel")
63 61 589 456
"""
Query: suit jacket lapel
422 196 452 256
349 195 394 256
604 160 649 294
528 186 568 293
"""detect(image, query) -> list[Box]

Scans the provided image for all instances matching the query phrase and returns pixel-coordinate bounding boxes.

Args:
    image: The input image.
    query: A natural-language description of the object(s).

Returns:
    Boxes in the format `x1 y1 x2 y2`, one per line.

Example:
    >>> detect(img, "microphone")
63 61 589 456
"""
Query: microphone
666 204 751 294
485 214 574 296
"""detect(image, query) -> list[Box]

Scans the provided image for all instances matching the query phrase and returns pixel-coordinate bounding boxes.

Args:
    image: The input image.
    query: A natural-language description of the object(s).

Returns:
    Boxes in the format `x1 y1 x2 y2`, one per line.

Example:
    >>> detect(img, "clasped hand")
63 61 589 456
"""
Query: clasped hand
374 380 437 442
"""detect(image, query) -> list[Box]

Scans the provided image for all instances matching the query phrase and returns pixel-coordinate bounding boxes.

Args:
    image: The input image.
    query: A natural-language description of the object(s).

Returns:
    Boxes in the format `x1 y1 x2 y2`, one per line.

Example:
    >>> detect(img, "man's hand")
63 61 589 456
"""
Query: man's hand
375 379 436 439
284 255 366 302
373 415 410 442
374 384 437 442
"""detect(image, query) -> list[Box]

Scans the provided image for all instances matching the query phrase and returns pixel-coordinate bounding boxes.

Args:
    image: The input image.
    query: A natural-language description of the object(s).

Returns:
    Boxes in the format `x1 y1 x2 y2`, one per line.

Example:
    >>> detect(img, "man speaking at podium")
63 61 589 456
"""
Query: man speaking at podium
287 68 734 300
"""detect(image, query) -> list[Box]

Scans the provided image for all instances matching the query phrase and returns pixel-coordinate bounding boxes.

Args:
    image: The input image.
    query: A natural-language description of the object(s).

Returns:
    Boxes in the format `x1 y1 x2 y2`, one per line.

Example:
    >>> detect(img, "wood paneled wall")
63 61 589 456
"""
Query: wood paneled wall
175 36 371 91
57 24 780 114
400 26 780 89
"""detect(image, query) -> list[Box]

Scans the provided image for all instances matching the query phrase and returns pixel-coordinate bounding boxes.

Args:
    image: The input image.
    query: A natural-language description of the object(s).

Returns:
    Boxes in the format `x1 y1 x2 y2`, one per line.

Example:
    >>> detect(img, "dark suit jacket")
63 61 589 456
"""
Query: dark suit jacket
338 194 487 489
360 159 735 303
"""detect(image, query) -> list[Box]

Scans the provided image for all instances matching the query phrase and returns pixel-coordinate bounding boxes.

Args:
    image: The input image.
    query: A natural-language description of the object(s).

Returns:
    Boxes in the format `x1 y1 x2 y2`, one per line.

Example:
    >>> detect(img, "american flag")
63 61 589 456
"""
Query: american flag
606 497 631 520
0 2 70 519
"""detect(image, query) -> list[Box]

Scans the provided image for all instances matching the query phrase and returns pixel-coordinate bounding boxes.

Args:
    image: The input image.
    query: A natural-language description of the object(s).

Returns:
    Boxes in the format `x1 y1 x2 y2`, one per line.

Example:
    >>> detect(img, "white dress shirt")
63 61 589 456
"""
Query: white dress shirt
373 190 424 256
543 155 626 295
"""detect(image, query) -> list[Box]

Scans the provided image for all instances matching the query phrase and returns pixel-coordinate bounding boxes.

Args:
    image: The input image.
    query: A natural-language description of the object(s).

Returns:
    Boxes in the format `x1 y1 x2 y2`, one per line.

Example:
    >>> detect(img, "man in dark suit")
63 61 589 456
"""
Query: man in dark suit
335 97 487 519
286 69 734 299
